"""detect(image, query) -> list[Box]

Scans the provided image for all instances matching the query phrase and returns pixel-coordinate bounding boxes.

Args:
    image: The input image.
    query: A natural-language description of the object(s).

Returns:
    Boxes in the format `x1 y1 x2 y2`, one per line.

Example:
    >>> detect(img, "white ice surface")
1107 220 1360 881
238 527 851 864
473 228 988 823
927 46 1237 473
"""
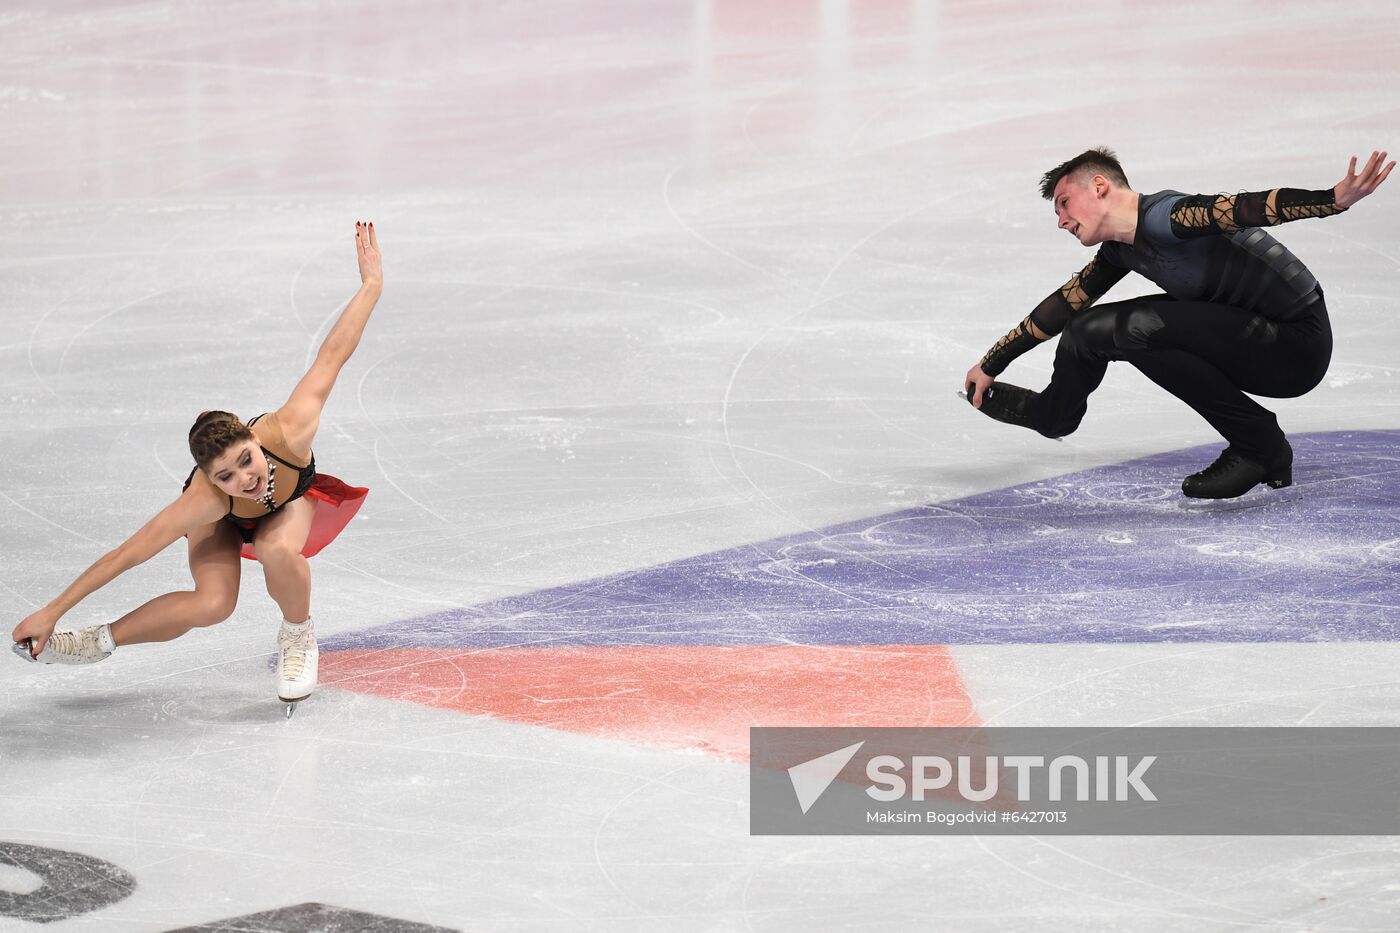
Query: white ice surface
3 1 1400 930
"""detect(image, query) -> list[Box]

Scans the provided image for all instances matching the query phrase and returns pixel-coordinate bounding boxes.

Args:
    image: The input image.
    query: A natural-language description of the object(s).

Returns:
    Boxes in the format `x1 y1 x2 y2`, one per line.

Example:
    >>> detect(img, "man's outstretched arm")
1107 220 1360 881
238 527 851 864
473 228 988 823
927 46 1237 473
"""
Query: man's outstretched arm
1170 149 1394 237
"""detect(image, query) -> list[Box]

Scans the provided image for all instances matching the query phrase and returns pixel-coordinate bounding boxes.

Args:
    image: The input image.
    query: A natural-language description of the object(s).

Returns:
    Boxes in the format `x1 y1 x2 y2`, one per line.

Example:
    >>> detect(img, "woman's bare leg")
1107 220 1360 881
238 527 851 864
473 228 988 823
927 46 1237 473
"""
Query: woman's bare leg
252 496 315 622
109 520 242 646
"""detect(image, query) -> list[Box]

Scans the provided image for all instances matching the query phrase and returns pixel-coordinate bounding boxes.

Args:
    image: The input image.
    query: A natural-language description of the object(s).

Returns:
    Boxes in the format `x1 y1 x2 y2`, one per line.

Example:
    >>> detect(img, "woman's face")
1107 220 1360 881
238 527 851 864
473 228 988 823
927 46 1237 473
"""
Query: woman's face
206 437 269 499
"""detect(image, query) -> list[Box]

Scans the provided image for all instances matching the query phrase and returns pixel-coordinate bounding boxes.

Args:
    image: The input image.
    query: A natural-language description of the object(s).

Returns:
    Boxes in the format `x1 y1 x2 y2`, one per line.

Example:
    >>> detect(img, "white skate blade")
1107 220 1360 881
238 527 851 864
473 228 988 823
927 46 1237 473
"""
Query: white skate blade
1178 485 1302 513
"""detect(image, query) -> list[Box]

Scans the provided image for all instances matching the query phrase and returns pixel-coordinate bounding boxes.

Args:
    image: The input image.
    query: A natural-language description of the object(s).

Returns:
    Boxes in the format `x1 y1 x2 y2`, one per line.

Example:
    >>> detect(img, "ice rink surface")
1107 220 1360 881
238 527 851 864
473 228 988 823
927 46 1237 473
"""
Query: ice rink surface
3 1 1400 929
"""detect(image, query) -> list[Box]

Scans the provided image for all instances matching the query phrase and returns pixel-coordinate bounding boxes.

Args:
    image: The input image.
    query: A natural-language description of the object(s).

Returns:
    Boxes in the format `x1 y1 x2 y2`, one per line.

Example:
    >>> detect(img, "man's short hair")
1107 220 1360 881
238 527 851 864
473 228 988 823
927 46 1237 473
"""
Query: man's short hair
1039 148 1129 200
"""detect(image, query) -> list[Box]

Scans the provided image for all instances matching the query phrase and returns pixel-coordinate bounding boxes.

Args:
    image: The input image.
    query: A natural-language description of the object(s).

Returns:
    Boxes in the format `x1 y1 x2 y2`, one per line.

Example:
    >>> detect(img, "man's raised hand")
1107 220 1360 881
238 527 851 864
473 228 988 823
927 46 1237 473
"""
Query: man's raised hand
1334 150 1395 209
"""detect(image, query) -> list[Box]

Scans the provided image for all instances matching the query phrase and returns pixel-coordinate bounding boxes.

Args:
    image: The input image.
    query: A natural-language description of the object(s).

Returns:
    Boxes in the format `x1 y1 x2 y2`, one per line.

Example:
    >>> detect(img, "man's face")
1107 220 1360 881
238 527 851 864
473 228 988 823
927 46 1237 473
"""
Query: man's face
1052 172 1107 246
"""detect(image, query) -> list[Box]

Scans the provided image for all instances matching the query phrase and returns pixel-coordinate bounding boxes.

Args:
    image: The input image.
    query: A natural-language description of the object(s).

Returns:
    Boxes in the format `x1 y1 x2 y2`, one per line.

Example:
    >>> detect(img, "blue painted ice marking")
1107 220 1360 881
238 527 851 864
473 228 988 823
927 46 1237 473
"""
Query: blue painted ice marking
329 430 1400 649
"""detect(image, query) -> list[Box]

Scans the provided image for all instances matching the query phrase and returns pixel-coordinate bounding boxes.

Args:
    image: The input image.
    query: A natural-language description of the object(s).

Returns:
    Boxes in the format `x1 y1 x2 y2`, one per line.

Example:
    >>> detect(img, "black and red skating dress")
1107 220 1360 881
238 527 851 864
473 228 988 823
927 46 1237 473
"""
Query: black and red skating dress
184 412 367 560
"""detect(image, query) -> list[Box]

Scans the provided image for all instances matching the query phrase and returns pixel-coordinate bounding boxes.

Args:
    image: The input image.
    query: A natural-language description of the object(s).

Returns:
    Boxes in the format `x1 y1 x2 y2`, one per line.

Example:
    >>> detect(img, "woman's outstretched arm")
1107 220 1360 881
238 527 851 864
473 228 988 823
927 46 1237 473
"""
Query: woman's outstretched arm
11 487 224 655
278 221 384 454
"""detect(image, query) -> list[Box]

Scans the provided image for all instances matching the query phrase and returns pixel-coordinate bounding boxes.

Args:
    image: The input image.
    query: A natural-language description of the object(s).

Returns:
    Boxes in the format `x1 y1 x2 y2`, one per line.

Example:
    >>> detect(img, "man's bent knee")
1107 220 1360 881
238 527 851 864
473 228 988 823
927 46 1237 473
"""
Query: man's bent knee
1061 303 1164 358
1060 306 1120 357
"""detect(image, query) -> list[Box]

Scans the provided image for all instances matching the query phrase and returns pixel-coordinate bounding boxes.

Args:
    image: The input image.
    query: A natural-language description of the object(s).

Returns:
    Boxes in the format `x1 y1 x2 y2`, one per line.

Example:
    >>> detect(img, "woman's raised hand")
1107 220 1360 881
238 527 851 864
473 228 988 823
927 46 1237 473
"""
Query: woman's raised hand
356 221 382 288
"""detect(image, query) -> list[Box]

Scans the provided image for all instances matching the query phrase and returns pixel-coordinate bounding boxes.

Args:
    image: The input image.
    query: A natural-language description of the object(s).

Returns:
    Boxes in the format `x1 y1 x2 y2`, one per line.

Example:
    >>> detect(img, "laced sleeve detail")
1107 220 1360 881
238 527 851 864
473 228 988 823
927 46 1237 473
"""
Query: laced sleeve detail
1170 189 1345 238
1059 254 1115 312
978 315 1044 377
977 252 1126 375
1024 252 1129 337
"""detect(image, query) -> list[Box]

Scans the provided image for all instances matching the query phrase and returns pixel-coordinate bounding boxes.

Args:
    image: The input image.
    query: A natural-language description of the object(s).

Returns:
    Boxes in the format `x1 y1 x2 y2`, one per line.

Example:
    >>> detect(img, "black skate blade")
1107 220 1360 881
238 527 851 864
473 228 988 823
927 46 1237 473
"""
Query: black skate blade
955 390 1063 441
1178 484 1302 513
11 639 37 662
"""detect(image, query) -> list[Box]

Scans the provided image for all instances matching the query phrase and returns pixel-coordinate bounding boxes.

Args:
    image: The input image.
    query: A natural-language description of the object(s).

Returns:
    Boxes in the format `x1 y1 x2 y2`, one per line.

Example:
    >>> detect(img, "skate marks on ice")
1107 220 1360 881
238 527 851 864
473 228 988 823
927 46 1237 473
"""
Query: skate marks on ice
319 430 1400 755
331 429 1400 647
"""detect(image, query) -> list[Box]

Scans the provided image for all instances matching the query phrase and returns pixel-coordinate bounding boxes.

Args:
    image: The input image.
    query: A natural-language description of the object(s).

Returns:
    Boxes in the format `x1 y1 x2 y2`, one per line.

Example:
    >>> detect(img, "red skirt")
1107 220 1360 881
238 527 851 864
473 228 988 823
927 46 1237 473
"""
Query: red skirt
233 473 369 561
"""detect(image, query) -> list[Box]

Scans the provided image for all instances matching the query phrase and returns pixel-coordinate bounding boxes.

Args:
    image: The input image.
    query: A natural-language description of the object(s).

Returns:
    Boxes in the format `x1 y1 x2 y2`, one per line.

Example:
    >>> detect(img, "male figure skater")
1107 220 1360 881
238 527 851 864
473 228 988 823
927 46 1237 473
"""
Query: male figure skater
964 148 1393 498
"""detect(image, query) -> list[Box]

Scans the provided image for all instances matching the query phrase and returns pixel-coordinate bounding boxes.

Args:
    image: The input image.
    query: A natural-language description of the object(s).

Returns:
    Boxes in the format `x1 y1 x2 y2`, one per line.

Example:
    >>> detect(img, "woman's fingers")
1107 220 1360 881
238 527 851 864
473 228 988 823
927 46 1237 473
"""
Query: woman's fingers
354 220 377 252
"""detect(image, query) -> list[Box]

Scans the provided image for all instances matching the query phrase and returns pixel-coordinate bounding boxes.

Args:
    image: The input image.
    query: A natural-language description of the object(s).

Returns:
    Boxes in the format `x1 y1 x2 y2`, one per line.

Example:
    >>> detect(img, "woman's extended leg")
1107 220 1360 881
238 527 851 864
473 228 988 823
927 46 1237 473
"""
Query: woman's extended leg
109 520 242 646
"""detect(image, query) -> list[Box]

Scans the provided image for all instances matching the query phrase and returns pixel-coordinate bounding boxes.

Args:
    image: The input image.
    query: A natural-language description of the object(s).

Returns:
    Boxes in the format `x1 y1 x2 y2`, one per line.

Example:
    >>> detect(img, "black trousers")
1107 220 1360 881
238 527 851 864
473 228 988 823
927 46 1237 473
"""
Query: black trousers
1031 292 1331 461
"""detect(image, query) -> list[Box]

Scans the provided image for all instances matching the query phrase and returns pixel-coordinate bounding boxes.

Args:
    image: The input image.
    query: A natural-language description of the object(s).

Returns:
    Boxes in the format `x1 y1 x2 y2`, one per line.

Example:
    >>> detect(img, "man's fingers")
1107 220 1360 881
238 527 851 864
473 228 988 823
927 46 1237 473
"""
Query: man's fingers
1361 155 1393 193
1371 153 1391 183
1362 151 1385 184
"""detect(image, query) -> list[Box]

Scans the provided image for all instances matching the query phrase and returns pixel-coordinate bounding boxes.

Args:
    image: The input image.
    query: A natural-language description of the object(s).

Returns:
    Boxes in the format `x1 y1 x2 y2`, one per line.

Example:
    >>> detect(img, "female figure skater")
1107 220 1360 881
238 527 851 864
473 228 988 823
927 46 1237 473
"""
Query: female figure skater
11 222 383 707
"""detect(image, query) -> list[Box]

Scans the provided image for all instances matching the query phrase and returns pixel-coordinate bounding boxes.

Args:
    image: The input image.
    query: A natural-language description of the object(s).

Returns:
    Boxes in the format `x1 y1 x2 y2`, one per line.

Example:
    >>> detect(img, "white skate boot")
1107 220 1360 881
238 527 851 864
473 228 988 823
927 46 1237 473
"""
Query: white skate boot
277 618 318 703
14 624 114 665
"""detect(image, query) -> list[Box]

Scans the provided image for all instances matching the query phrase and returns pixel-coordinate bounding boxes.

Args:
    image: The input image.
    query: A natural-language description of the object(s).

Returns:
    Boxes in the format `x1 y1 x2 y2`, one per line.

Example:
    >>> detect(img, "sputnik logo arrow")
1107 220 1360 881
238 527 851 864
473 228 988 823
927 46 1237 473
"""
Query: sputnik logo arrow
787 741 865 814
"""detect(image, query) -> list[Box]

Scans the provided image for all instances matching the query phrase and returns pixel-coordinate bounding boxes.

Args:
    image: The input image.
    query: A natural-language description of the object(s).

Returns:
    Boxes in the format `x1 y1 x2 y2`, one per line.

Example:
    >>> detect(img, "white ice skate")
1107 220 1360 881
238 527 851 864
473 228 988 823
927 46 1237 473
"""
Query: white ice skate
13 625 114 665
277 618 318 704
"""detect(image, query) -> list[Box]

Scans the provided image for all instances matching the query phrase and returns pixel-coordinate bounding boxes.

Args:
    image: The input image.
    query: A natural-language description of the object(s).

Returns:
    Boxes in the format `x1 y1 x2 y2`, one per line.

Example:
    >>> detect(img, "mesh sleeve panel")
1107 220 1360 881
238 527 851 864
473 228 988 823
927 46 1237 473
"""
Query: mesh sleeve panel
1025 252 1128 337
978 252 1126 374
1170 188 1344 237
978 315 1043 377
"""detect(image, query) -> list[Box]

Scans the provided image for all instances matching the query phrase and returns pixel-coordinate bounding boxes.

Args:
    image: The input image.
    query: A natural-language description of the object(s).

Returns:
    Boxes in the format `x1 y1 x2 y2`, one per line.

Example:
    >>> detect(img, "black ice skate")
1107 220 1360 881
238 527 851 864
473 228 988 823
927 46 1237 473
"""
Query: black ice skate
964 382 1062 440
1181 442 1293 499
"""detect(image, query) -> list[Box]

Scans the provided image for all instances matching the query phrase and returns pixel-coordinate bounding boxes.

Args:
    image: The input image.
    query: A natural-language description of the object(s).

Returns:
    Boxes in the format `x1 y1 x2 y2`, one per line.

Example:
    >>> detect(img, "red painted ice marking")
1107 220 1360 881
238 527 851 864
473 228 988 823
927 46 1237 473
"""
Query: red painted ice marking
323 645 979 760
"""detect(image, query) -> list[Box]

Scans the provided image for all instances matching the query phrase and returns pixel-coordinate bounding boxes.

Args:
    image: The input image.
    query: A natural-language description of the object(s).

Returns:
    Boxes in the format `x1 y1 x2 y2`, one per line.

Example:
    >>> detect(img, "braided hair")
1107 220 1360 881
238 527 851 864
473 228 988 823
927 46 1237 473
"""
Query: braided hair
188 410 254 469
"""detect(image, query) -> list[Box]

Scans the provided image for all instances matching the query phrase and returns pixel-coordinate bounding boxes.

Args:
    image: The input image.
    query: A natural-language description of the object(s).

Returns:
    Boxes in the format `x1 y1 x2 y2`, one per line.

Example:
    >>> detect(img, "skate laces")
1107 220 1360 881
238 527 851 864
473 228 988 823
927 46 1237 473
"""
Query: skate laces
1198 449 1248 479
279 625 314 678
48 629 105 662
